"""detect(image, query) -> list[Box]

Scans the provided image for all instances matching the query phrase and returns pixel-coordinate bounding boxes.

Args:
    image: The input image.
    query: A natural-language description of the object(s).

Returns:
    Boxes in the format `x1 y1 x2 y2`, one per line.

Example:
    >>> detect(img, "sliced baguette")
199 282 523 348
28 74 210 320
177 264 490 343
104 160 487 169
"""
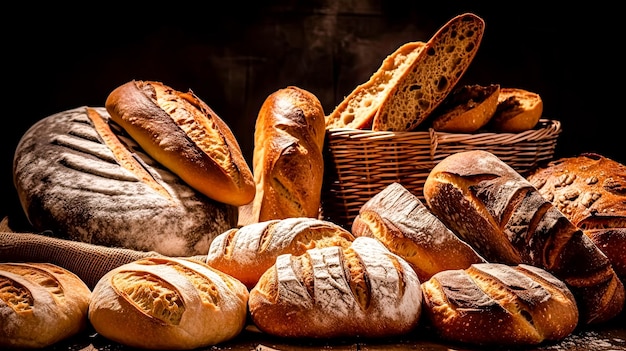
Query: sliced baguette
372 13 485 131
488 87 543 132
325 41 426 129
429 84 500 133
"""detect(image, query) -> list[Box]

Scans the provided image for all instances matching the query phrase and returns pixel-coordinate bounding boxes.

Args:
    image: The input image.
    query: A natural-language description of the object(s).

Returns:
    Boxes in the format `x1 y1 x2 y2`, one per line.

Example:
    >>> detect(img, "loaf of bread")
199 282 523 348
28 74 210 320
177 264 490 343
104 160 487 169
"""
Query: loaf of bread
423 150 625 324
429 84 500 133
421 263 579 346
325 41 426 129
527 153 626 280
89 257 249 349
351 182 486 282
105 80 255 206
13 106 237 257
372 13 485 131
487 87 543 132
206 217 355 289
248 236 423 339
245 86 326 224
0 262 91 349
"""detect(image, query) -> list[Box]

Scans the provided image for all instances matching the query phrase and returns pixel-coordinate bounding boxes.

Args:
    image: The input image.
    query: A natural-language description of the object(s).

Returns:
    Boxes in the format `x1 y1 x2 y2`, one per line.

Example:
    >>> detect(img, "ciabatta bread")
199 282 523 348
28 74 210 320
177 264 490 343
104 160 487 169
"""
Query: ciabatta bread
325 41 426 129
245 86 326 224
527 153 626 280
12 106 237 257
351 182 486 282
421 263 578 346
487 87 543 132
429 84 500 132
206 217 355 289
105 80 255 206
423 150 625 324
248 236 423 339
371 13 485 131
89 257 249 350
0 262 91 349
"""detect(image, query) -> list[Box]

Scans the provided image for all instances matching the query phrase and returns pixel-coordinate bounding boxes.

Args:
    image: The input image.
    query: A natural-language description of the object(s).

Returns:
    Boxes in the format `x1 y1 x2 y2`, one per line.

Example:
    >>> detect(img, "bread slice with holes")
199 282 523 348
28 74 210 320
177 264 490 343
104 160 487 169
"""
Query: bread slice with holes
372 13 485 131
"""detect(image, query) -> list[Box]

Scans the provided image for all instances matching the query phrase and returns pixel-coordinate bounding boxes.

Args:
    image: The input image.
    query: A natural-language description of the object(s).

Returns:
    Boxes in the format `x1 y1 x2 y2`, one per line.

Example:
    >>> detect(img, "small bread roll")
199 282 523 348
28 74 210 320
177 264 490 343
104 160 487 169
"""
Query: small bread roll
248 236 423 339
421 263 579 346
106 80 255 206
0 262 91 349
89 257 249 350
429 84 500 133
488 87 543 132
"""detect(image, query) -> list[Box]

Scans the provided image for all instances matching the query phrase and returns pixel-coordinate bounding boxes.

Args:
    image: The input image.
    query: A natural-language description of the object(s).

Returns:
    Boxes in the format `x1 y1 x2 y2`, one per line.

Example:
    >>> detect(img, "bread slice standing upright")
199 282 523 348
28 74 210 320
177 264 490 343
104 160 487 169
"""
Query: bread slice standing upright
372 13 485 131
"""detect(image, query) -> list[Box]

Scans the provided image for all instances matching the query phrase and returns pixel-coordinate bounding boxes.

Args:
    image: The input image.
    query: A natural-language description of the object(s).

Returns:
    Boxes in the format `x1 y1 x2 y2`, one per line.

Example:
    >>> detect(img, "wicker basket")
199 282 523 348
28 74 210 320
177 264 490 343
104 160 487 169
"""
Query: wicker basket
321 119 562 229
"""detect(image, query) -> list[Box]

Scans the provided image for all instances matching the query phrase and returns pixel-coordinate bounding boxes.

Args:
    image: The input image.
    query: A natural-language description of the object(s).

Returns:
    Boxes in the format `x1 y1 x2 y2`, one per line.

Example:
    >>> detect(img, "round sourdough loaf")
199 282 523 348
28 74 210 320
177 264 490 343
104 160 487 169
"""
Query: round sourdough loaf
13 106 237 257
421 263 579 346
0 262 91 349
88 257 249 349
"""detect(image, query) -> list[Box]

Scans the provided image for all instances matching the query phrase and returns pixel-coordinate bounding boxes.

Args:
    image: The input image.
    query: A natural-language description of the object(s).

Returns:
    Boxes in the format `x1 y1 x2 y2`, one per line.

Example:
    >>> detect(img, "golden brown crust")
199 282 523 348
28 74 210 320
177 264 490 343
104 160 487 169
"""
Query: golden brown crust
0 262 91 349
488 87 543 132
105 80 255 206
429 84 500 132
421 263 578 346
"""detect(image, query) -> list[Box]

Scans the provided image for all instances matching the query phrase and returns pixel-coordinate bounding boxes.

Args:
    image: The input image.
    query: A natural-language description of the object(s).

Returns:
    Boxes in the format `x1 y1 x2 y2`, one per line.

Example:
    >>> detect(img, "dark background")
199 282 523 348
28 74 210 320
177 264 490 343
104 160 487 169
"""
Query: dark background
3 2 621 224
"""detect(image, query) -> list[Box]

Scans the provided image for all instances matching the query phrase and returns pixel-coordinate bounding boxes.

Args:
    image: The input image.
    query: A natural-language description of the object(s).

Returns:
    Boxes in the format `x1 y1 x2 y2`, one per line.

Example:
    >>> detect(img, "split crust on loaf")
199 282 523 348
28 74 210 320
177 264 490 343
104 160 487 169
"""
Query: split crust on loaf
248 237 423 339
206 217 355 289
421 263 578 345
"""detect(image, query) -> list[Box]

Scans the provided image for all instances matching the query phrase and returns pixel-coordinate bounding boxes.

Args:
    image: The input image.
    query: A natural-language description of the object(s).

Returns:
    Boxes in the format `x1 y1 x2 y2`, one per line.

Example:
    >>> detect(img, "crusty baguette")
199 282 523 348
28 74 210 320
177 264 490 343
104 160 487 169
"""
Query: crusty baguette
248 236 423 339
0 262 91 349
527 153 626 280
105 80 255 206
89 257 249 349
246 86 326 224
371 13 485 131
487 87 543 132
421 263 579 346
429 84 500 132
423 150 625 325
206 217 355 289
351 182 486 282
325 41 426 129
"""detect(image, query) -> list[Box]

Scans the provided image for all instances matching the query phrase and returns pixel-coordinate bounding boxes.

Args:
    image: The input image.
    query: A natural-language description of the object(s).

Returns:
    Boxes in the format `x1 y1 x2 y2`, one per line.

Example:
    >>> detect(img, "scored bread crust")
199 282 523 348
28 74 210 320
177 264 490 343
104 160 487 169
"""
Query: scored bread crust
372 13 485 131
423 150 625 325
0 262 91 349
325 41 426 129
429 84 500 132
105 80 255 206
13 106 237 257
88 257 249 350
248 236 423 339
488 87 543 132
248 86 326 223
351 182 486 282
421 263 579 346
206 217 355 289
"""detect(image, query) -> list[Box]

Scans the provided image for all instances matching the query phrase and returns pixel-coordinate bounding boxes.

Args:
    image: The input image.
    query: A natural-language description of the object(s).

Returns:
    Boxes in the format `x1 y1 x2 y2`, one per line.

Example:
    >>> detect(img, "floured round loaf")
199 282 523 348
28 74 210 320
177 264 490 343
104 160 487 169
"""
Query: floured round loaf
0 262 91 349
13 106 237 257
88 257 249 349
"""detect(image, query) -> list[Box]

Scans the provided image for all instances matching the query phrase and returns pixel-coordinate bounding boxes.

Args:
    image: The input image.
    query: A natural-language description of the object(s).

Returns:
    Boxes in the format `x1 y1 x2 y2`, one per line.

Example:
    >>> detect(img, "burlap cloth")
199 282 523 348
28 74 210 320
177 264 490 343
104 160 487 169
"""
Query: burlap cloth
0 217 206 289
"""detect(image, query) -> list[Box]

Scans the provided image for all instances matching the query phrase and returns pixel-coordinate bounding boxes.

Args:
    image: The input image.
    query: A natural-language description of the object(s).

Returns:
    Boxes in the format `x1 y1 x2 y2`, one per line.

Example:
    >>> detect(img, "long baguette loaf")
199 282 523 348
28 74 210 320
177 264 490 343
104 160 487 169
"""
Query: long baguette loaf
248 236 423 339
206 217 355 289
423 150 625 325
245 86 326 224
351 182 486 282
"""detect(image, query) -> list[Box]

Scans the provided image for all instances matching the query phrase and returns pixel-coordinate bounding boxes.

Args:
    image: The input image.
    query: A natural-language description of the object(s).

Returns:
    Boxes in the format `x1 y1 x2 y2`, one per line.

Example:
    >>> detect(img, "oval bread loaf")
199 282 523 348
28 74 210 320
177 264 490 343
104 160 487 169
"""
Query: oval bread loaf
423 150 625 324
248 236 423 339
88 257 249 350
421 263 579 346
105 80 255 206
0 262 91 349
206 217 355 289
12 106 237 257
351 182 486 282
